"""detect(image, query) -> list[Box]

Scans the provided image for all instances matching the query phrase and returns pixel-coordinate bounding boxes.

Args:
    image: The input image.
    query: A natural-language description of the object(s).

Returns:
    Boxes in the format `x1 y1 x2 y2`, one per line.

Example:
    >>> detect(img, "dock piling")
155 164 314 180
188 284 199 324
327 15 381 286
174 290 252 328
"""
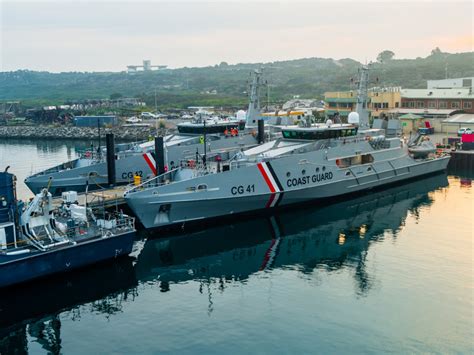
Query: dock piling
155 137 165 175
106 133 116 186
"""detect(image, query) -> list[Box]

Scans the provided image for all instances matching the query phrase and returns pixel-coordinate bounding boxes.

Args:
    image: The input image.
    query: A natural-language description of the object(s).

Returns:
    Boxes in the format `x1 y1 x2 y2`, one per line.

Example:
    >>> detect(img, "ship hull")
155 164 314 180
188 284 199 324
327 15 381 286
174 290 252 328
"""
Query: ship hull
25 154 153 195
0 231 135 288
126 155 450 230
25 134 257 196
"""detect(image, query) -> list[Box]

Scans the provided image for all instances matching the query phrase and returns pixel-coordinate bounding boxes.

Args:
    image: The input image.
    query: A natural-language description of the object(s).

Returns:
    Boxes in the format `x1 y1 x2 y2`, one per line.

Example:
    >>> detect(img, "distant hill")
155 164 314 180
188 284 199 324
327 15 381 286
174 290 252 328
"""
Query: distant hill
1 51 473 109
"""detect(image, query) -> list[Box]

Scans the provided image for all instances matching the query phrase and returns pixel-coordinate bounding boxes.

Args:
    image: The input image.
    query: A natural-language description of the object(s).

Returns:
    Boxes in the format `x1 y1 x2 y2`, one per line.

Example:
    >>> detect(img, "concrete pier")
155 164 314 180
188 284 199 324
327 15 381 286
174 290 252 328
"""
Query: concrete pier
448 150 474 171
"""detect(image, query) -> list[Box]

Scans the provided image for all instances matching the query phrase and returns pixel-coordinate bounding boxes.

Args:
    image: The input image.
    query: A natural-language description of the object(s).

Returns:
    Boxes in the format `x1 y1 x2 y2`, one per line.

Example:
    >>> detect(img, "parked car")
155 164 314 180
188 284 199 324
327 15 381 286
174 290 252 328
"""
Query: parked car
140 112 158 119
458 127 473 136
126 116 142 123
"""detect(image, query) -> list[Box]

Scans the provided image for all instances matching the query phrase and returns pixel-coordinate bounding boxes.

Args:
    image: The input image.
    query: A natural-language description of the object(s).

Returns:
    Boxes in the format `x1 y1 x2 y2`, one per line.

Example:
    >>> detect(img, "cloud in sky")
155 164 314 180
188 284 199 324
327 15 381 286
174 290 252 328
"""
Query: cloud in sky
1 1 472 72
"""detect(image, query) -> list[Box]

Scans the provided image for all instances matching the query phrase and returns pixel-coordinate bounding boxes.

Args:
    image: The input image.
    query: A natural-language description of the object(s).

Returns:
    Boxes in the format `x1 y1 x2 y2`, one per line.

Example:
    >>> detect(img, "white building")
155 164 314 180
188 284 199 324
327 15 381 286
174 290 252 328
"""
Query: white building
427 77 473 90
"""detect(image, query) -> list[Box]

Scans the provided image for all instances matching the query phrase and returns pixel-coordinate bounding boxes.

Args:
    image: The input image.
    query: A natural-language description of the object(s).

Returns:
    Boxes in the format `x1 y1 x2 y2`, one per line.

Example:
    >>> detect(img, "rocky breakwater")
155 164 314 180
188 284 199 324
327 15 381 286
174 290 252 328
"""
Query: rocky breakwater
0 125 164 141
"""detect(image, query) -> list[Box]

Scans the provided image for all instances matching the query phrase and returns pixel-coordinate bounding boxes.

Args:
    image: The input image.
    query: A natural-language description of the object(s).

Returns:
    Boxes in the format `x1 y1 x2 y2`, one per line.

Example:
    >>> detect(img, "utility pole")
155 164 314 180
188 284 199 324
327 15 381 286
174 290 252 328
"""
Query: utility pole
154 88 157 113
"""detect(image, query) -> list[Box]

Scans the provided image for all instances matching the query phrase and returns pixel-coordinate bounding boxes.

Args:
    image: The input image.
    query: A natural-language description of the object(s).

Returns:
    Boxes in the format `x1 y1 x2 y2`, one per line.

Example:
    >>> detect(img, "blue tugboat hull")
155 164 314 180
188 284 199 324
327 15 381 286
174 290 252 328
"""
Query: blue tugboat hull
0 231 135 288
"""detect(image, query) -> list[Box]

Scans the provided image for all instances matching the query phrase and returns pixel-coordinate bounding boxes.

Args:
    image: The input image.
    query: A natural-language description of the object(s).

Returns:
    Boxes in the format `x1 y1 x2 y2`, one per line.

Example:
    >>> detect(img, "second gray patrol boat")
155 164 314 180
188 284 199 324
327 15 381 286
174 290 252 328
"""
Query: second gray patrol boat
24 70 267 196
124 66 450 230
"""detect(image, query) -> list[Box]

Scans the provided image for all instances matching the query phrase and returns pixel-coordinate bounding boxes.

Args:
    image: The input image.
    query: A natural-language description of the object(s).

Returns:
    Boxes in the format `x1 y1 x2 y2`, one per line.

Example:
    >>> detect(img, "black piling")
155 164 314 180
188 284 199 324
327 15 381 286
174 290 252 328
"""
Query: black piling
257 119 265 144
155 136 165 176
106 133 116 186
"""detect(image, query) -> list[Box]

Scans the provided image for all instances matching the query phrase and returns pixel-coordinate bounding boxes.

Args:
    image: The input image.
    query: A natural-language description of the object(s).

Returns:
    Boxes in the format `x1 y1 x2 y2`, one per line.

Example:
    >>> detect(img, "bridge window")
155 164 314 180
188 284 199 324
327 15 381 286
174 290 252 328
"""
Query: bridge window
282 128 357 140
336 154 374 168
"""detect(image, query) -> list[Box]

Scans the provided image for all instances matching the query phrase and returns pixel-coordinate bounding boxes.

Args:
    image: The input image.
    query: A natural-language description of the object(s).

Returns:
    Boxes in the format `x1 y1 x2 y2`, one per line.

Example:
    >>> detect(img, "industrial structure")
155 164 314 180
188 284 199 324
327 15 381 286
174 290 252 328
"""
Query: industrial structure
127 60 167 74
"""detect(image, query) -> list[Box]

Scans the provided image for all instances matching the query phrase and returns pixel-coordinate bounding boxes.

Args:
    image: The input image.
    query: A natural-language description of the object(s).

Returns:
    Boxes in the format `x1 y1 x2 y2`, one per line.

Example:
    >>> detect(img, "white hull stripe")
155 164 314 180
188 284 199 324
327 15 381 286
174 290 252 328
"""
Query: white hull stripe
258 162 284 208
143 153 157 175
257 162 284 193
265 162 284 192
260 163 280 193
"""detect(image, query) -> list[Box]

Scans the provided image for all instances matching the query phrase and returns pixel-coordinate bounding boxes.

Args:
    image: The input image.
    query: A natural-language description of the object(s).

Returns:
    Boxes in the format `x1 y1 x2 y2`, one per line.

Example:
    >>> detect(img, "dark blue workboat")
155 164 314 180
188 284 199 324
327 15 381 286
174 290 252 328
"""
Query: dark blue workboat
0 168 136 288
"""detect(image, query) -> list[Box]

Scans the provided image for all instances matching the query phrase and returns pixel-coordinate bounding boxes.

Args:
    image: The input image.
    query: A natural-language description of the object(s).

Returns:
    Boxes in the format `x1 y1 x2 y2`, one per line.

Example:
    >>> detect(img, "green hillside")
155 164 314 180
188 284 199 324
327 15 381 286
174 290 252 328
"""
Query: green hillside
1 50 473 109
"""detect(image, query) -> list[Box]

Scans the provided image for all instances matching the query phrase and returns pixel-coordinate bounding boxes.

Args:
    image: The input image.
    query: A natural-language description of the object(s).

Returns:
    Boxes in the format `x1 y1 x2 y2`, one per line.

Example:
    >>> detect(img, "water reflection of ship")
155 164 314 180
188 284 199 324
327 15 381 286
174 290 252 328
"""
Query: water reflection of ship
135 173 448 295
0 257 138 353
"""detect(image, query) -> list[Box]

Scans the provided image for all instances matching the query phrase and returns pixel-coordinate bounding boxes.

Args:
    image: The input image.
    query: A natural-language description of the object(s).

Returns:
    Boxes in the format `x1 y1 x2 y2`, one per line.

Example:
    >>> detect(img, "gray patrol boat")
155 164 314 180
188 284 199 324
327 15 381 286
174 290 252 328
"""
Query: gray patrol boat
25 71 267 196
124 65 450 230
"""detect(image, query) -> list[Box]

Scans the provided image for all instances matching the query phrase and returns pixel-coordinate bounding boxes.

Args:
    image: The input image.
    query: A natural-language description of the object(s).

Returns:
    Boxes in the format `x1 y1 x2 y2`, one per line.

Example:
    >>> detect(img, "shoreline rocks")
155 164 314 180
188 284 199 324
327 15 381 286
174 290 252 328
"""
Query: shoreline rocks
0 125 164 141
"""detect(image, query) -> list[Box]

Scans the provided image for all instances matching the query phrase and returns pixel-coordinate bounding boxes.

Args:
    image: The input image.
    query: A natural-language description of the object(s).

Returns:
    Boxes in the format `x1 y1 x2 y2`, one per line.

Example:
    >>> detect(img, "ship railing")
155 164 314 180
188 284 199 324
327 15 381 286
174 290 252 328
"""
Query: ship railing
126 168 181 193
97 214 136 236
76 149 105 162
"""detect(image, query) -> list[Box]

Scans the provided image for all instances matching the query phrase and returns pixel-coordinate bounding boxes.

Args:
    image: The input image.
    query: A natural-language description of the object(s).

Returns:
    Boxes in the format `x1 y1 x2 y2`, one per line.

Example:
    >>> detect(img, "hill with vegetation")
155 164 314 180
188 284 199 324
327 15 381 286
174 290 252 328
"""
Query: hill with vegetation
1 49 473 110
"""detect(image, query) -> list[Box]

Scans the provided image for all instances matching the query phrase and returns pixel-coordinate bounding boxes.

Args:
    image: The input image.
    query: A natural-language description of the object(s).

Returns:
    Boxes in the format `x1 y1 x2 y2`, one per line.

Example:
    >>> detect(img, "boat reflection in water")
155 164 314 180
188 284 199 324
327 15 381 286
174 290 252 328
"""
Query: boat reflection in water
136 173 449 295
0 173 449 353
0 257 138 353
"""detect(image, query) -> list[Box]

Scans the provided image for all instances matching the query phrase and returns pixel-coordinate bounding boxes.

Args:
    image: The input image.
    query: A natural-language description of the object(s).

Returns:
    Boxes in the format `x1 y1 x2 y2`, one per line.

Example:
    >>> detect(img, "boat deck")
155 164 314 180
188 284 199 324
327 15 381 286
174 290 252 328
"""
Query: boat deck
52 186 128 209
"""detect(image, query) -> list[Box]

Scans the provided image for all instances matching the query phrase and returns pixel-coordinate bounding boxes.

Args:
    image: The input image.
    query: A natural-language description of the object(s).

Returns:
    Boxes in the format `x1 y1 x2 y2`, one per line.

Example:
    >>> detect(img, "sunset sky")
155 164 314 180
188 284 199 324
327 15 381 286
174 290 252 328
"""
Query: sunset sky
1 0 473 72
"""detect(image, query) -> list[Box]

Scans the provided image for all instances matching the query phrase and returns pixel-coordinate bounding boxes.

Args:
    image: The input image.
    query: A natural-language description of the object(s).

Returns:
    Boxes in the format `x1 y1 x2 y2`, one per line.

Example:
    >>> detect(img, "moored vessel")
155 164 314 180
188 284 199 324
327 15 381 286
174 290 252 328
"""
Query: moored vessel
0 168 136 288
124 66 450 230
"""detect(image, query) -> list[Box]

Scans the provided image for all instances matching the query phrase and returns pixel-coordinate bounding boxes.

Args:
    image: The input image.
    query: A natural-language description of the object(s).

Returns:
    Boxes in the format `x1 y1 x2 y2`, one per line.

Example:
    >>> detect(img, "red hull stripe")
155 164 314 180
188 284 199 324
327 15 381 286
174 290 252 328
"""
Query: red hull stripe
257 163 276 193
143 153 157 175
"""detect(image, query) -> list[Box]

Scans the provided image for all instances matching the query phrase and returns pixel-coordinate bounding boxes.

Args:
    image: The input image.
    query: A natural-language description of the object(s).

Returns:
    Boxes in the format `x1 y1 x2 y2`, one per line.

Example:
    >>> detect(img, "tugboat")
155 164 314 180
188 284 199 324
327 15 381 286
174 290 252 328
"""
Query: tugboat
25 72 267 197
0 168 136 288
124 66 450 230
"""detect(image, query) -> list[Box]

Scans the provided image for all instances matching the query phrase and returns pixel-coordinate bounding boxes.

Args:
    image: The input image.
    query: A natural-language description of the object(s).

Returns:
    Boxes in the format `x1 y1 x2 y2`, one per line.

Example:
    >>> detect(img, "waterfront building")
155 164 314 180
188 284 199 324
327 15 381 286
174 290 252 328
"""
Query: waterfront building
325 77 474 133
324 88 401 119
400 88 473 113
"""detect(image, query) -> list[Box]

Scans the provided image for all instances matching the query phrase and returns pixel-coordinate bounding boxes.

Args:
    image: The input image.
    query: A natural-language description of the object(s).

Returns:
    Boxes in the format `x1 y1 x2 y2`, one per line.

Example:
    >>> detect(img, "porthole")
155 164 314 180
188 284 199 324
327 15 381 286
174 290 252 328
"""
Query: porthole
286 172 291 177
345 171 351 176
322 166 326 171
316 167 320 173
367 167 372 171
197 184 208 190
302 169 306 175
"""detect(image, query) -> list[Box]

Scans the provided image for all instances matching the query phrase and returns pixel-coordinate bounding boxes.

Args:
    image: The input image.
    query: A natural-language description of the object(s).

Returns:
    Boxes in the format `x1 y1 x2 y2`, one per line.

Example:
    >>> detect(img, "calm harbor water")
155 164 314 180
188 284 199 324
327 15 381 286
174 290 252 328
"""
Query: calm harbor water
0 139 472 354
